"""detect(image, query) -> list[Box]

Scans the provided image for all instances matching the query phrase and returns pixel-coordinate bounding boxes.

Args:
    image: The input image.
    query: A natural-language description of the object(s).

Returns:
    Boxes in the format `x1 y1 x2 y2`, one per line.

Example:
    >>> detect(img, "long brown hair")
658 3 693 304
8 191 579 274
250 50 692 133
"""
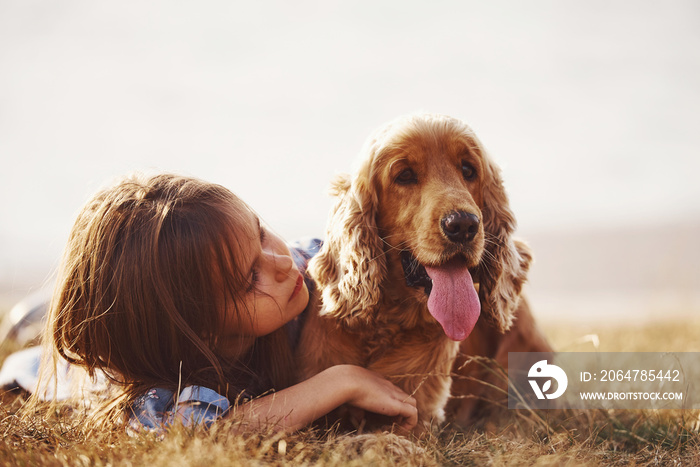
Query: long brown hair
39 173 295 423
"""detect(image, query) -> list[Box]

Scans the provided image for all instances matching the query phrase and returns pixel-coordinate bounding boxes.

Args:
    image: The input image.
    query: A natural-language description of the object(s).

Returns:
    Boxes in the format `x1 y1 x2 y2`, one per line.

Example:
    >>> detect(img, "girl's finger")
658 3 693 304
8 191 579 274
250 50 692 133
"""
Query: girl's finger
399 402 418 429
403 395 417 407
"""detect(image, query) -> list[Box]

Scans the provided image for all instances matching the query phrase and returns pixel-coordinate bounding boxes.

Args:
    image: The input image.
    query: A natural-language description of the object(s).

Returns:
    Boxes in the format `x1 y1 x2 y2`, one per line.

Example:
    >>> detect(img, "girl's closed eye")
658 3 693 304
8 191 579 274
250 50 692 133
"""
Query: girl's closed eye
246 269 259 293
246 219 267 293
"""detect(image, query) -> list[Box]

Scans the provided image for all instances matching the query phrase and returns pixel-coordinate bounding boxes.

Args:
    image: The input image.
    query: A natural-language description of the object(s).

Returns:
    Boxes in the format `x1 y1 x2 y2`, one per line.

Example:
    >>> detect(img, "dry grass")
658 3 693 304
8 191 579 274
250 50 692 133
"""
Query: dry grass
542 318 700 353
1 319 699 466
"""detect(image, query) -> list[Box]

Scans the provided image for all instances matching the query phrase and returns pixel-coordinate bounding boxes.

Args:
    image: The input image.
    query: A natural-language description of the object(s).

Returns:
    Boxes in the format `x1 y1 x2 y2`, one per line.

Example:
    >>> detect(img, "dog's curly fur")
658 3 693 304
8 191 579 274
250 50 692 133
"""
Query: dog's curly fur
296 113 551 431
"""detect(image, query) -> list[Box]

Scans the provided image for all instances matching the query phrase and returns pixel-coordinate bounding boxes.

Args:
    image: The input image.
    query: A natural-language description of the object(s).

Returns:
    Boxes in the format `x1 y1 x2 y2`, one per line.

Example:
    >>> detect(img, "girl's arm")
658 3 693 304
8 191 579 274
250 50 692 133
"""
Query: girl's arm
234 364 418 432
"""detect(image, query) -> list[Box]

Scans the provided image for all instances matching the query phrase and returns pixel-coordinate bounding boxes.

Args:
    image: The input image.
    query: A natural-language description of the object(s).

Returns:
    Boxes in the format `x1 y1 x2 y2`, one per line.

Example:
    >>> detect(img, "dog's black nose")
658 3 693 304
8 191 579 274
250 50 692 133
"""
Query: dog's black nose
441 211 480 243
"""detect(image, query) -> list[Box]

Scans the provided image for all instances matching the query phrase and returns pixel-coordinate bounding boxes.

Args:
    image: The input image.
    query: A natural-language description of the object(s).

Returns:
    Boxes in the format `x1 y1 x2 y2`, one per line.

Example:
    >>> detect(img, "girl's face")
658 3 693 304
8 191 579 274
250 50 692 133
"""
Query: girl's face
221 208 309 344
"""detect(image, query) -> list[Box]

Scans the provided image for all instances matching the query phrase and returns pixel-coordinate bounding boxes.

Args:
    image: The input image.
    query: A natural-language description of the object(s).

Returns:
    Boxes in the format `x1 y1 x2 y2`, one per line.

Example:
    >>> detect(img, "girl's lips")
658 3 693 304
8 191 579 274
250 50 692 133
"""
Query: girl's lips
290 272 304 300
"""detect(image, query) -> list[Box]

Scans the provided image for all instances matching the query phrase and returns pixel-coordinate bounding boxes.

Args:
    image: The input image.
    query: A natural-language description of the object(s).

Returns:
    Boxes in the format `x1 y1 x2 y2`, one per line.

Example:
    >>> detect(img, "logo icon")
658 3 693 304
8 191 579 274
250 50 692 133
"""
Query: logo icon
528 360 568 399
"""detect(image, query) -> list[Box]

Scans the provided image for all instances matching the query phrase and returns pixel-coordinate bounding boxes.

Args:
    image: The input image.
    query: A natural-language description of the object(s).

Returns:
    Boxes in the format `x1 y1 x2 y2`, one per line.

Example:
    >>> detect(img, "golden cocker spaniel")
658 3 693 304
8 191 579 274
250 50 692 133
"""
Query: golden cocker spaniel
296 113 551 432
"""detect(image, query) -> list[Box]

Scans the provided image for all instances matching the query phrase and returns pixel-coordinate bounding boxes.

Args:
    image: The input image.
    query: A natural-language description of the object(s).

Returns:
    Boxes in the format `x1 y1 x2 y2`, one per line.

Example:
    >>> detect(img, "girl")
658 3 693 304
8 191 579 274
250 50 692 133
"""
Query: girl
38 172 417 432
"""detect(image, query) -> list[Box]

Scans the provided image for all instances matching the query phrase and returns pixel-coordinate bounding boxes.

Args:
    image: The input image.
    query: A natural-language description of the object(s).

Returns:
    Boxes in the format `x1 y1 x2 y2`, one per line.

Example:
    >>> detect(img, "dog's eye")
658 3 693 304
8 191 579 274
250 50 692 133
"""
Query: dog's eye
462 161 477 181
395 168 417 185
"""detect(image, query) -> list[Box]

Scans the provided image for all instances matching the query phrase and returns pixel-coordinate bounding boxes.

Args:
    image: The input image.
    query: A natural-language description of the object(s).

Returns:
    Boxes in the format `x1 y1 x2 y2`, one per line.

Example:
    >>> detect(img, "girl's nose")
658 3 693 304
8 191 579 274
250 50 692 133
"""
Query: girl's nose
270 251 294 283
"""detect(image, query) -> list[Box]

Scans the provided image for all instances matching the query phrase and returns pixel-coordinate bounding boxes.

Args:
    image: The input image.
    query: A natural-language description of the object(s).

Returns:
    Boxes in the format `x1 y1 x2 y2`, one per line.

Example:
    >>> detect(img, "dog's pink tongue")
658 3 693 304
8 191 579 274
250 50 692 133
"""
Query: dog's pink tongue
424 259 481 341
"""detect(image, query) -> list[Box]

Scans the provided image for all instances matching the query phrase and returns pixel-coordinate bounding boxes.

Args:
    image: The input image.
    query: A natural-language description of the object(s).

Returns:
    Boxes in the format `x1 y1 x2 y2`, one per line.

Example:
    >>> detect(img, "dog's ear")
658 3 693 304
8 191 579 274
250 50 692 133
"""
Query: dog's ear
308 169 386 326
475 153 533 332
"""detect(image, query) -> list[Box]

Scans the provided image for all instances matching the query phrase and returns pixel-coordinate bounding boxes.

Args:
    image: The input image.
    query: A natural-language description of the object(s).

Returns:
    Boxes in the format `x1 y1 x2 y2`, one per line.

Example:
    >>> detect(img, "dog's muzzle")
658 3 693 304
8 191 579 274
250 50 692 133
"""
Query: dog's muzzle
400 251 433 296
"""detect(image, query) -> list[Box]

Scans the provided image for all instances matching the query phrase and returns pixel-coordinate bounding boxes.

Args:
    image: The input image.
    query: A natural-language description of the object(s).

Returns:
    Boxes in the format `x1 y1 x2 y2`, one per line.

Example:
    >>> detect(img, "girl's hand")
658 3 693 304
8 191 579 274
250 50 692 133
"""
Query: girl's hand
236 364 418 432
332 365 418 432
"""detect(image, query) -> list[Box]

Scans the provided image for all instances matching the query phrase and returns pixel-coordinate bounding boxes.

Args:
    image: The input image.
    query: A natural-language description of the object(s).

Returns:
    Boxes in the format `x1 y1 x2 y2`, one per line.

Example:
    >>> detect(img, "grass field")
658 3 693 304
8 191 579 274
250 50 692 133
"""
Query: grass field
1 318 698 466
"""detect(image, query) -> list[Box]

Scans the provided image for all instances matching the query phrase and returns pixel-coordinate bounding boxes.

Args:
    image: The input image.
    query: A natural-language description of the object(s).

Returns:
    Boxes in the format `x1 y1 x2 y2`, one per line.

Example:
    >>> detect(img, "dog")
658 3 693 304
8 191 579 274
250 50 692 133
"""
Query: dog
296 113 551 433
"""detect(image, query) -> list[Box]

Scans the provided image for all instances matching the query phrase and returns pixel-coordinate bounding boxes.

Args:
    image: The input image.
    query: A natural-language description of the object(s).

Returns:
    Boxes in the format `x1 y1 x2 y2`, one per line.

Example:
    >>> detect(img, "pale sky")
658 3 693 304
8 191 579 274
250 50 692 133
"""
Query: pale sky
1 1 699 297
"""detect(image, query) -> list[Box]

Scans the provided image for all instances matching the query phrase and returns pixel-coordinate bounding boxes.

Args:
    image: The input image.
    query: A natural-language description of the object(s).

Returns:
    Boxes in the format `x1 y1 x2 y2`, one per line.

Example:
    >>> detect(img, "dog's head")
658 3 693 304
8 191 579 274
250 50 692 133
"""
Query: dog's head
309 113 532 338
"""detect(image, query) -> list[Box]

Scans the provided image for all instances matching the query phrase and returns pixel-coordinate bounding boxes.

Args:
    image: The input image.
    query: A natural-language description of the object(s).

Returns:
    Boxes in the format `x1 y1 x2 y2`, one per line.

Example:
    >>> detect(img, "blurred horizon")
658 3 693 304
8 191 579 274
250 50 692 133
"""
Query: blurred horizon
1 1 699 319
